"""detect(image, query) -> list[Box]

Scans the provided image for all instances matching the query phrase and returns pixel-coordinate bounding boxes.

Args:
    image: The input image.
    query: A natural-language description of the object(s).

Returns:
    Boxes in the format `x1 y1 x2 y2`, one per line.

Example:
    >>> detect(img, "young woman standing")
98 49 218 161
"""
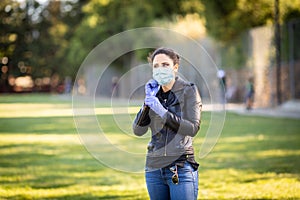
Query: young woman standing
133 47 202 200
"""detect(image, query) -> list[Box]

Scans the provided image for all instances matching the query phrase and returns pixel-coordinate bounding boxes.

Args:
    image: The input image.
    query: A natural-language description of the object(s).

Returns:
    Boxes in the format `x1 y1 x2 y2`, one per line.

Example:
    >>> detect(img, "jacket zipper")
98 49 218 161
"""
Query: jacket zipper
164 129 168 156
164 100 168 156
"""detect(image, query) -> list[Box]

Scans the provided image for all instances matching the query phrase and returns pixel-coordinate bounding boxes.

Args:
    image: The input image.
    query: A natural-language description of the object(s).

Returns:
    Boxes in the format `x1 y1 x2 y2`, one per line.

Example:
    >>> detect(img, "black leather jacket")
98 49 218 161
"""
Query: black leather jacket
133 77 202 169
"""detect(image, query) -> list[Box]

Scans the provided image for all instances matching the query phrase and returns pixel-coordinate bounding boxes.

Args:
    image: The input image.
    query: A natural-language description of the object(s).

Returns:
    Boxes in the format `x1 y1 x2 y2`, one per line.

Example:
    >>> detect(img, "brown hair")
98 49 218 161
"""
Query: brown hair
148 47 180 66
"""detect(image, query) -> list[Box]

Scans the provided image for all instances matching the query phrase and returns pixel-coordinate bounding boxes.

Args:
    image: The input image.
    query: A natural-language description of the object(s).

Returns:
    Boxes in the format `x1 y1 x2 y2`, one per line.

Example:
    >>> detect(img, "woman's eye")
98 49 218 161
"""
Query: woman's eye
162 63 169 67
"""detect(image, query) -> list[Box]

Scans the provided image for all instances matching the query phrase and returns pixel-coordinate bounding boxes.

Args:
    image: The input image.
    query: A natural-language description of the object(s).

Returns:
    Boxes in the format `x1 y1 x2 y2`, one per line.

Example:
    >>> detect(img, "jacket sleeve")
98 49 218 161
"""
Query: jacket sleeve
164 84 202 137
132 105 151 136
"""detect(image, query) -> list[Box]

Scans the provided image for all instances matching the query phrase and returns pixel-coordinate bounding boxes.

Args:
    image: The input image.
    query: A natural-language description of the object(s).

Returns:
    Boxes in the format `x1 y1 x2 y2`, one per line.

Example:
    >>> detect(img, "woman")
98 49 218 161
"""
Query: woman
133 47 202 200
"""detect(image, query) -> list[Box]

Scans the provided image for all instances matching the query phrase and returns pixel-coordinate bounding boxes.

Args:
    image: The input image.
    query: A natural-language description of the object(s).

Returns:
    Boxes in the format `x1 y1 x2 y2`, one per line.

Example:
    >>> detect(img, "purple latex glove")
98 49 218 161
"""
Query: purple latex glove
145 79 159 97
145 96 167 118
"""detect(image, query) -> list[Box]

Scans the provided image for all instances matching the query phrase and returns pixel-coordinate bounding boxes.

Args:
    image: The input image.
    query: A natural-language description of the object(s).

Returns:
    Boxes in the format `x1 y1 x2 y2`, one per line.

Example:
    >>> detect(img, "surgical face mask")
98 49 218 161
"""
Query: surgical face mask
152 67 175 86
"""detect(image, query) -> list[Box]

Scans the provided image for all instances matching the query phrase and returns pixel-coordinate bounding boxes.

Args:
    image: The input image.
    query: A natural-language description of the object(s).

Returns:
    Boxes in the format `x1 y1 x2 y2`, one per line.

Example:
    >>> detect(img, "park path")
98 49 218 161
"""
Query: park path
226 100 300 119
2 96 299 119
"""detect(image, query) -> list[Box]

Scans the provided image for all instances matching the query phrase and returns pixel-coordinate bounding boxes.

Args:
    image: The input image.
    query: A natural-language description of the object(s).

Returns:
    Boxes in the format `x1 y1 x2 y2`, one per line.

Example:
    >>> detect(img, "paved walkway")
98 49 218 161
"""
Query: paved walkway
226 100 300 119
70 95 300 119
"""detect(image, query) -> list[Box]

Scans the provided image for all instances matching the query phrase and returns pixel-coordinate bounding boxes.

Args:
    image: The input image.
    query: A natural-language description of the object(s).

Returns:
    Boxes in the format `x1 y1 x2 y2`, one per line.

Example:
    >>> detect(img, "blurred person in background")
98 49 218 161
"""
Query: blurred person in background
217 69 227 104
245 77 255 110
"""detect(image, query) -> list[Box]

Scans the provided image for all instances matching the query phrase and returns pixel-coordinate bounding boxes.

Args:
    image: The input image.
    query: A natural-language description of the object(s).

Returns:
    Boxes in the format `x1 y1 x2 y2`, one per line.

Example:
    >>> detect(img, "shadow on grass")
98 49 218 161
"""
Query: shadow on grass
0 116 76 134
203 138 300 174
44 194 140 200
7 194 140 200
0 115 127 135
0 141 117 187
1 111 300 199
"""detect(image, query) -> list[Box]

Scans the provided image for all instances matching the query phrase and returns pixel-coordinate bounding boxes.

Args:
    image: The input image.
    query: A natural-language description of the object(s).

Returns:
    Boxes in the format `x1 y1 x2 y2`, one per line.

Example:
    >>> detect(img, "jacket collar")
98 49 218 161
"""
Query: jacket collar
171 76 188 92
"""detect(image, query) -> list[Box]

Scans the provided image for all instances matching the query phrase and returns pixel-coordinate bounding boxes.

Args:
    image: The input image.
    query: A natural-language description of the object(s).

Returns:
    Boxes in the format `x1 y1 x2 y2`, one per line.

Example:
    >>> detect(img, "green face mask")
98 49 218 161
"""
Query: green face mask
152 67 174 86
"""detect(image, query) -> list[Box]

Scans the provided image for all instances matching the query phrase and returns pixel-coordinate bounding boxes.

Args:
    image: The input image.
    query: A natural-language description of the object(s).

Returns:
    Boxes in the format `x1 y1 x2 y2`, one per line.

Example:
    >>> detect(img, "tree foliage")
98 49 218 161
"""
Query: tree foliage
0 0 87 86
65 0 192 75
199 0 300 69
1 0 300 92
201 0 300 43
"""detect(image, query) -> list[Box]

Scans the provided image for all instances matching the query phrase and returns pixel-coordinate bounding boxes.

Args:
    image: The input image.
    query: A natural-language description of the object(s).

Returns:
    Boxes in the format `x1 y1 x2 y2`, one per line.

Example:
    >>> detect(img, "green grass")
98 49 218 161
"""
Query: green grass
0 94 300 199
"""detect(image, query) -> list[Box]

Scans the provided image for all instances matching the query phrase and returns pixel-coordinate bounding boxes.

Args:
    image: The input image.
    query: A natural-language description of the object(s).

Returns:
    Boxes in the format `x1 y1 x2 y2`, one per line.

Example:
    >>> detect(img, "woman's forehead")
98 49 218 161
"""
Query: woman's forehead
152 54 173 64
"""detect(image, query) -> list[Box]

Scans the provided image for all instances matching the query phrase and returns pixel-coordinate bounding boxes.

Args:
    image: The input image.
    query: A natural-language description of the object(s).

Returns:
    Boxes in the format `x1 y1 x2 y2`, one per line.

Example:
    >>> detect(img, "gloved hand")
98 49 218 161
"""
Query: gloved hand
145 96 167 118
145 79 159 97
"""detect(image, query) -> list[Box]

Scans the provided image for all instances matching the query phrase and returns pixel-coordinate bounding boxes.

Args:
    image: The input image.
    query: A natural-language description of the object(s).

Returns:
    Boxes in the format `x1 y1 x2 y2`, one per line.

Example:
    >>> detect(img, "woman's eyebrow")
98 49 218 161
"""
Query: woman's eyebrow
153 61 171 67
153 61 169 65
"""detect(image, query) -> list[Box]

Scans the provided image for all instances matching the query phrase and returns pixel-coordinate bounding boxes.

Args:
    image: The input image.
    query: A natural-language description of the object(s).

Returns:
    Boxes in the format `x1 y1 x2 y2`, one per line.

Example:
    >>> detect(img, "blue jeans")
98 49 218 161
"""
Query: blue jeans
145 162 198 200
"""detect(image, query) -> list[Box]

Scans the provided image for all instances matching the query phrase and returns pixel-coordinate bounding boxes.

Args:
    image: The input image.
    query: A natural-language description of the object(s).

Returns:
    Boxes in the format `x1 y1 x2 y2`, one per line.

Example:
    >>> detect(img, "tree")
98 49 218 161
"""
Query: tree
201 0 300 43
200 0 300 69
27 0 88 79
0 0 30 75
0 0 88 92
65 0 197 77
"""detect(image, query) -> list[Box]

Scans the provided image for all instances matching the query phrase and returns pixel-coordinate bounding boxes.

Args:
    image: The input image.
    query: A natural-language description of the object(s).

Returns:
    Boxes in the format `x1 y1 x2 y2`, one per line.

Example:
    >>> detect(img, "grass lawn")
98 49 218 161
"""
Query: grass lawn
0 94 300 199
